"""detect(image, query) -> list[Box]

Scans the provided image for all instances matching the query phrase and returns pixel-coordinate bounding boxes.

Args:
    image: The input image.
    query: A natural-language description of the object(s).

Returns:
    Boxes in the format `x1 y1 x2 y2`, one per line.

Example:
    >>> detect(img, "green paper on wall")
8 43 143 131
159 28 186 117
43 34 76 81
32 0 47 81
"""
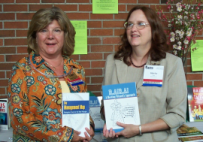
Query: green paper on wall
191 40 203 71
71 21 87 54
92 0 118 14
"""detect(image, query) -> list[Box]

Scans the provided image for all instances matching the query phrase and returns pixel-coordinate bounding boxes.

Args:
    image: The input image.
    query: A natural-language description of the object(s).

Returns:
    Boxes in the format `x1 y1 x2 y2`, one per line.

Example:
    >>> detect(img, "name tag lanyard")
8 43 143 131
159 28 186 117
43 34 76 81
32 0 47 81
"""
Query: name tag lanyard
142 65 164 87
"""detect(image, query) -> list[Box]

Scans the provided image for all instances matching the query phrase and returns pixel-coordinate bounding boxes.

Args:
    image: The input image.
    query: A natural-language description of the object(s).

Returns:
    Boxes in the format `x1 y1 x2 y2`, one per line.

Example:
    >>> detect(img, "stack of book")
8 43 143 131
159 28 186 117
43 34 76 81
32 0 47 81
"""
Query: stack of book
177 124 203 142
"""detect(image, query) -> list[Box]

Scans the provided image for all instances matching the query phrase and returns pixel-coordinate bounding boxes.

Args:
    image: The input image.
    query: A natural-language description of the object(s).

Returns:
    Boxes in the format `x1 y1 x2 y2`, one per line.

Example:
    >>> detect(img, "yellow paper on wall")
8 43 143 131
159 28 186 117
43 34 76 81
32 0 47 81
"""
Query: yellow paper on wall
92 0 118 14
191 40 203 71
71 21 87 55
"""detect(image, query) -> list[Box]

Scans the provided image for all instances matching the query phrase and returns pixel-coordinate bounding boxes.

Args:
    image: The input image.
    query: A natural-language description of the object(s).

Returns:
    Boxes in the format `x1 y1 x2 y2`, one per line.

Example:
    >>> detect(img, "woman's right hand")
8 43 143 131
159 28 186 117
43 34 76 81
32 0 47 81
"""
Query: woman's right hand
71 130 86 142
103 124 116 138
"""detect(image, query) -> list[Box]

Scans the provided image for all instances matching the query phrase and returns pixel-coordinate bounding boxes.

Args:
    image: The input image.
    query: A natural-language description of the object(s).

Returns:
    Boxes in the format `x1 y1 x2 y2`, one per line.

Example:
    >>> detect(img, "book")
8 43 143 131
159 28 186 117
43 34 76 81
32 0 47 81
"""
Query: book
177 124 203 137
89 96 105 132
187 87 193 122
179 136 203 142
0 98 9 130
188 87 203 122
62 93 89 137
102 82 140 132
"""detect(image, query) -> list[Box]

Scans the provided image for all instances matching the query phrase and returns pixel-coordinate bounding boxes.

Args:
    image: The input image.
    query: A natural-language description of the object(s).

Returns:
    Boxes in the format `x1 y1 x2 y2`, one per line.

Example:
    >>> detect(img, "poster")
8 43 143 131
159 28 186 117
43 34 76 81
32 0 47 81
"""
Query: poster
191 40 203 71
71 21 87 54
92 0 118 14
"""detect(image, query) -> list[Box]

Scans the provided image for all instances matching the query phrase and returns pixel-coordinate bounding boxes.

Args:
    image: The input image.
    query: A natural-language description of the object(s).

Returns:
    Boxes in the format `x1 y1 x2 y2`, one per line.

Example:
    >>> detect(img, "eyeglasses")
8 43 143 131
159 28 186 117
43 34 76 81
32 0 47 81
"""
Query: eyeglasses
124 21 149 30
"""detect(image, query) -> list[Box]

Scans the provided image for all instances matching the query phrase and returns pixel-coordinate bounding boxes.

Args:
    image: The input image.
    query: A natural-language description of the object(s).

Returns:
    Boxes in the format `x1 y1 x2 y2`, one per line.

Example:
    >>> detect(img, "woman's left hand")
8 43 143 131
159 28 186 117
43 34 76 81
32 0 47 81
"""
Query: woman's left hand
115 122 139 138
83 126 94 142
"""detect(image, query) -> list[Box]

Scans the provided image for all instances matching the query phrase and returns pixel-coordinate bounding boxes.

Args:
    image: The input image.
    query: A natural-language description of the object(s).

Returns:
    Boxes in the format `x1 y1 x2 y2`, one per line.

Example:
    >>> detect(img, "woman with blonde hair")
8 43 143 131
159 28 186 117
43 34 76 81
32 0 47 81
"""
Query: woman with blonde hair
8 7 94 142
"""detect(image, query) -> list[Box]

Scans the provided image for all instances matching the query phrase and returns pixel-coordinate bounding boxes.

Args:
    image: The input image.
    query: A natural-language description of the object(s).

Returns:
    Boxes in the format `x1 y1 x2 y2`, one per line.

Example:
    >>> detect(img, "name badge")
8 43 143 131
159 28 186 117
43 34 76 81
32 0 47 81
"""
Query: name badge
143 65 164 87
67 72 84 86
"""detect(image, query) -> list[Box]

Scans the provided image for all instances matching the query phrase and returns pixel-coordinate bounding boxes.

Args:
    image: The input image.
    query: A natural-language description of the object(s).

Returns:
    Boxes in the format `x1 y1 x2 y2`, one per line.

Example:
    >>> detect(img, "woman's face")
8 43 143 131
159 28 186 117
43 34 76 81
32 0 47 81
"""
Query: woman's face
36 20 64 57
126 10 152 50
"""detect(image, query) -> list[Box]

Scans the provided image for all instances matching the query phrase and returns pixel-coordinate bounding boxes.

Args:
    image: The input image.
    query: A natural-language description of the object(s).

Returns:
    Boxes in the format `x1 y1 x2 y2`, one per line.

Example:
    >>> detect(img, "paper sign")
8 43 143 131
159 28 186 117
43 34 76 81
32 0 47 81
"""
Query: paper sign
191 40 203 71
92 0 118 14
71 21 87 54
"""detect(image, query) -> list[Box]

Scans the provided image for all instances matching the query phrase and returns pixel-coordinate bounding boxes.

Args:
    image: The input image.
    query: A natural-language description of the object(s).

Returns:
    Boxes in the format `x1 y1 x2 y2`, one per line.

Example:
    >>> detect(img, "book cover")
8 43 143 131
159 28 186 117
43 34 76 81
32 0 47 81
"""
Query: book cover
62 93 89 137
0 99 8 130
177 124 203 137
89 96 105 132
179 136 203 142
188 87 203 122
102 82 140 132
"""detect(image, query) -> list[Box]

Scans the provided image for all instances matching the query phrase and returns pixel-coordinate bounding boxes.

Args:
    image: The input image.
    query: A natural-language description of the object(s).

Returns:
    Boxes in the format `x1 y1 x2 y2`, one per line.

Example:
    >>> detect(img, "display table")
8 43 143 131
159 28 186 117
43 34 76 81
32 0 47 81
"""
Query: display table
0 122 203 141
186 122 203 132
0 127 13 141
0 128 106 142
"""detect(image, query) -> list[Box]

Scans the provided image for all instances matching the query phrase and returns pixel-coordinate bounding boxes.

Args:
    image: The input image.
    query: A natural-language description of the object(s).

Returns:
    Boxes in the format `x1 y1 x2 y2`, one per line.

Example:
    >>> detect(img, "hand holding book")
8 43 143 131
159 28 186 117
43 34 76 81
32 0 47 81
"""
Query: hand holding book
115 122 140 138
103 124 116 138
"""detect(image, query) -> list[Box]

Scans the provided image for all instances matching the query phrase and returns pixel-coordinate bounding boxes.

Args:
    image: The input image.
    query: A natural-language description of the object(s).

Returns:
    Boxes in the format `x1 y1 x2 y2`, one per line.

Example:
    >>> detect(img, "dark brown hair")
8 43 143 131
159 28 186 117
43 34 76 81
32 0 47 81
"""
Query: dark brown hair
114 5 168 65
27 7 76 56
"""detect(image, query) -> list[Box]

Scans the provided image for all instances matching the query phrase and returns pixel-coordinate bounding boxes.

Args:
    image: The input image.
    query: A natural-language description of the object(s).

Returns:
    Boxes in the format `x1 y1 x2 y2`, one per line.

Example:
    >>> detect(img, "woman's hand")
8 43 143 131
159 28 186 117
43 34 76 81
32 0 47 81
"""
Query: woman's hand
72 127 94 142
82 126 94 142
115 122 139 138
71 130 86 142
103 124 116 138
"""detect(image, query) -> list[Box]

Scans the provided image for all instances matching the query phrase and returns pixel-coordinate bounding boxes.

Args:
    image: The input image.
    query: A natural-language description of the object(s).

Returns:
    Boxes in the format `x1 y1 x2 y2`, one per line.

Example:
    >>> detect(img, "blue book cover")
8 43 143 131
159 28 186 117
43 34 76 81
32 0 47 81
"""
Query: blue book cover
102 82 140 132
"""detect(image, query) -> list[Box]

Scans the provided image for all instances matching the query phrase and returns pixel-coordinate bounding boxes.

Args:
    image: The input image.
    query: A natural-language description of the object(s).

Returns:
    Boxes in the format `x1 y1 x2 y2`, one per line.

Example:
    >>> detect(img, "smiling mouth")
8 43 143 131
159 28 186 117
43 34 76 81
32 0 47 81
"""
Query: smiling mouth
46 43 56 45
131 35 140 37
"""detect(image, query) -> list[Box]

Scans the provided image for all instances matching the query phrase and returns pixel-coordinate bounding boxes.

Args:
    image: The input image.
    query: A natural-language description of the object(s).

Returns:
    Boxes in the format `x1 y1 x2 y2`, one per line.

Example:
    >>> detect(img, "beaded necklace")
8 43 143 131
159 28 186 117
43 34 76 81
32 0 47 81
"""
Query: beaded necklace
45 59 63 71
29 58 73 78
130 56 146 68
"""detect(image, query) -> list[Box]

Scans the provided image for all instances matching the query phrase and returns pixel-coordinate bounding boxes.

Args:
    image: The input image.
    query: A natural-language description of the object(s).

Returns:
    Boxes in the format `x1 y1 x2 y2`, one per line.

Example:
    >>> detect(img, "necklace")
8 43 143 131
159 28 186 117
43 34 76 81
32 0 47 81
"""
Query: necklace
130 56 146 68
45 59 63 70
29 59 73 78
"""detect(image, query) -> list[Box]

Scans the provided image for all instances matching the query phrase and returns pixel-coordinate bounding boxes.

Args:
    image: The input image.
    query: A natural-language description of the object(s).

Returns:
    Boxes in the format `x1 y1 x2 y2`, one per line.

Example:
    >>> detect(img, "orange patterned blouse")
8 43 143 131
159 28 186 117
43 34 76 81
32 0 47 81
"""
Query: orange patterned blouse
8 51 94 142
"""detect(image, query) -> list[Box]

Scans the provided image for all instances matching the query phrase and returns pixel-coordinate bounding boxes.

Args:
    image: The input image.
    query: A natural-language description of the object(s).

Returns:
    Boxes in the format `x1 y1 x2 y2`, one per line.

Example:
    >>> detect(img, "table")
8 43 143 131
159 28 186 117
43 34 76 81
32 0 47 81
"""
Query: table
0 123 203 142
0 128 13 142
186 122 203 132
0 128 106 142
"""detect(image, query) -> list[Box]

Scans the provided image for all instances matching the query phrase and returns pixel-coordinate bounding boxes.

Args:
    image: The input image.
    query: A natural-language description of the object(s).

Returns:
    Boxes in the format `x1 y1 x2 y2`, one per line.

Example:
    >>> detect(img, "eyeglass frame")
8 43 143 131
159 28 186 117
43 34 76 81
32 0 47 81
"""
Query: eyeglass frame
124 21 149 30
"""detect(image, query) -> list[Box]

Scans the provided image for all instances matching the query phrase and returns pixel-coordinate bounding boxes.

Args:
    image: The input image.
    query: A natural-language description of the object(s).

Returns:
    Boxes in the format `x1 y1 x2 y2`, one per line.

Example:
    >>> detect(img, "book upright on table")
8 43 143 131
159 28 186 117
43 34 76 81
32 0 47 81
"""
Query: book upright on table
62 92 89 137
89 96 105 132
188 87 203 122
102 82 140 132
0 98 9 130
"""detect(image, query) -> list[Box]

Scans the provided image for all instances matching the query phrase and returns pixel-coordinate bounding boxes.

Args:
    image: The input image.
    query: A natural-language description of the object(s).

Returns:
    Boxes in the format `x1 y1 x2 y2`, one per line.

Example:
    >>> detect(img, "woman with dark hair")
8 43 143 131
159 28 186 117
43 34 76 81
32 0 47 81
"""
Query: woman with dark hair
100 6 187 142
8 7 94 142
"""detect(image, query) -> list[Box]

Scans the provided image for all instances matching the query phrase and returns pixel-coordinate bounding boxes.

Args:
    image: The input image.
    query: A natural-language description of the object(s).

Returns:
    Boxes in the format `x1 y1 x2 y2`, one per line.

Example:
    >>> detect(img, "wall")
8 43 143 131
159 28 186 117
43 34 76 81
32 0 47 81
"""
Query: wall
0 0 203 96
